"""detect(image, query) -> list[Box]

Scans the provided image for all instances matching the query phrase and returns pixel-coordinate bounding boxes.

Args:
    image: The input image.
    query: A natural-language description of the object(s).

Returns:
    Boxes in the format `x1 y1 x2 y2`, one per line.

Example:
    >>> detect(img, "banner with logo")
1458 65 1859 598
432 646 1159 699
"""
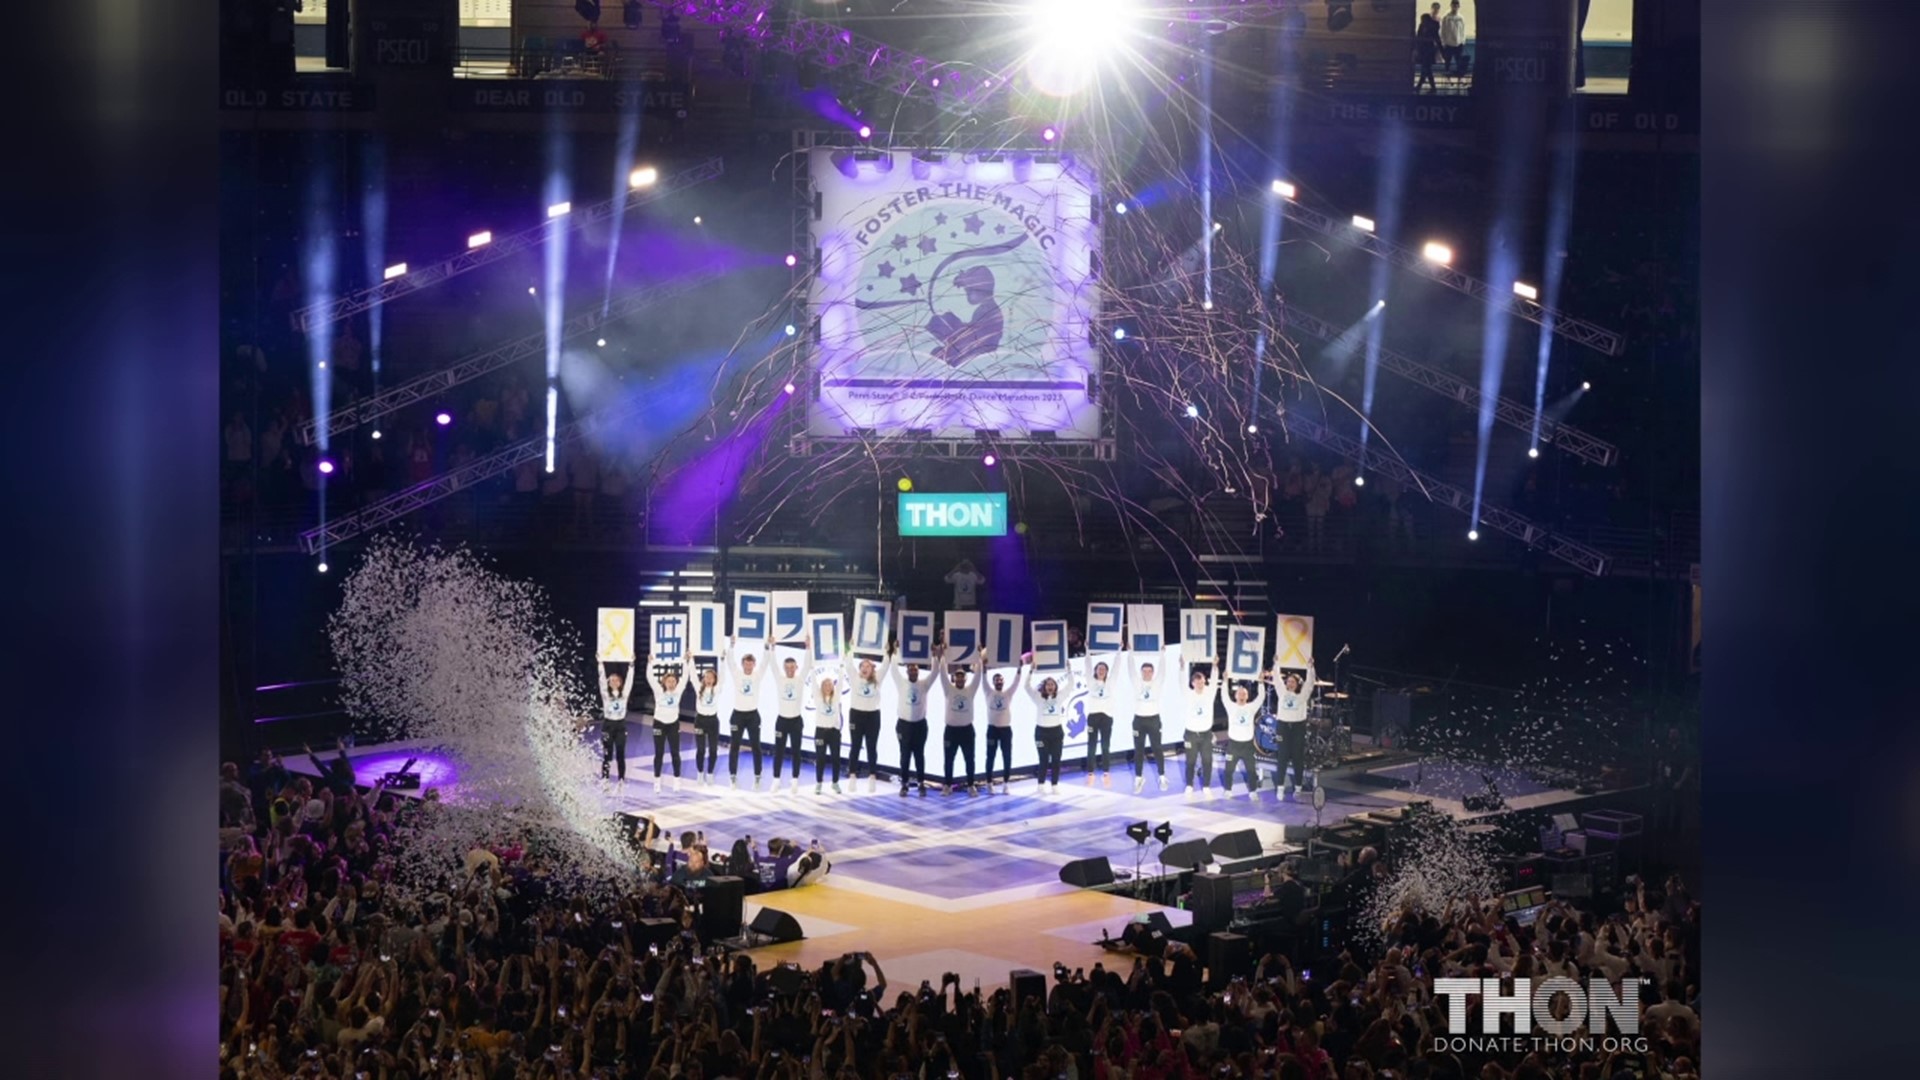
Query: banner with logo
805 147 1102 440
650 613 687 662
943 611 982 666
1180 608 1221 663
1086 603 1125 654
771 591 809 646
897 609 936 663
597 607 637 662
1127 604 1165 655
1274 613 1315 670
1030 620 1070 673
733 590 771 643
985 614 1024 666
687 603 725 657
851 599 892 658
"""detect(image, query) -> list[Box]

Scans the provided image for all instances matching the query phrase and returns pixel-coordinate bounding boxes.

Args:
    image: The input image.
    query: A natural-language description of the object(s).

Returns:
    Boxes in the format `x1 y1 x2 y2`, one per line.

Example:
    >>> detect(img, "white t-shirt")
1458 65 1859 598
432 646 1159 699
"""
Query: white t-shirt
1183 676 1219 733
809 679 844 731
1027 675 1070 728
846 657 890 712
693 680 721 718
1441 12 1466 48
1082 656 1119 712
772 661 810 720
943 675 983 727
1130 654 1165 717
1225 685 1266 742
599 675 633 722
1275 664 1316 723
727 645 763 712
984 669 1022 728
946 569 984 607
892 663 934 722
646 668 686 724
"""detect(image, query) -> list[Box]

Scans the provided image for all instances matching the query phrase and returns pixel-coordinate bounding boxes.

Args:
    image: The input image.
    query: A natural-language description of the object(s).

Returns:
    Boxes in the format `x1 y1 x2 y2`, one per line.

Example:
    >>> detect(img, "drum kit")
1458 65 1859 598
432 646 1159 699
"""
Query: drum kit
1255 679 1353 768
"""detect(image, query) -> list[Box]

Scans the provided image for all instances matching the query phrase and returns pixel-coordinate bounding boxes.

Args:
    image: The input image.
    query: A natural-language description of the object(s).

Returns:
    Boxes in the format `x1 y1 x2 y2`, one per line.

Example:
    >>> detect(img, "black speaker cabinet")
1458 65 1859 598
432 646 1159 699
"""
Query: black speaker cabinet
1160 838 1214 870
748 907 805 943
1206 931 1251 990
634 917 679 951
1058 856 1115 888
1190 872 1237 934
698 876 744 940
1209 829 1263 861
1010 968 1047 1008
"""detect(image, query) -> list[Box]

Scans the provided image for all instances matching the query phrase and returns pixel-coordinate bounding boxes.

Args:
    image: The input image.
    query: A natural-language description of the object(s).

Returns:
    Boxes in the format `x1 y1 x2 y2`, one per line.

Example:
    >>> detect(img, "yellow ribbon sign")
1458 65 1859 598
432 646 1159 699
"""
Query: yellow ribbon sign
597 607 636 662
1275 614 1314 667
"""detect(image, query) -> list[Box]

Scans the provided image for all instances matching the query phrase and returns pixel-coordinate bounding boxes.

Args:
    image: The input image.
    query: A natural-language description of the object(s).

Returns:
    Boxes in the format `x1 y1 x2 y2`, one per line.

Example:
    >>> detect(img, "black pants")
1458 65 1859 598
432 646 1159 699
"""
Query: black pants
1036 726 1064 785
601 720 628 780
693 715 721 774
1276 721 1307 788
1131 716 1164 777
652 721 682 778
1183 730 1215 789
772 717 804 778
729 710 763 776
1085 712 1113 773
984 726 1013 787
847 709 882 781
1442 44 1464 74
814 727 842 783
943 724 976 788
898 719 928 787
1222 739 1259 793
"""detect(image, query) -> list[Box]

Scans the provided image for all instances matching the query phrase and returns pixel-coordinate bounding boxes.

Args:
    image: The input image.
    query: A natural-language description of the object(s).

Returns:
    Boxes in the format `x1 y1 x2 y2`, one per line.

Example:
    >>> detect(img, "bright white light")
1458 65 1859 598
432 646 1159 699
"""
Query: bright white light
1528 446 1540 459
1247 422 1259 434
1201 299 1214 311
317 561 329 573
317 361 327 370
1468 529 1480 541
547 201 571 218
1351 214 1375 233
1114 202 1128 215
528 286 537 295
383 262 407 280
783 382 797 395
371 430 383 440
1270 179 1297 199
317 459 335 475
1354 476 1365 487
544 386 558 474
1212 221 1224 232
468 231 492 249
1421 241 1453 265
1512 280 1539 301
693 215 703 225
629 166 658 189
1023 0 1146 97
784 324 797 337
982 454 997 467
1185 404 1200 418
596 338 607 348
785 253 798 267
1113 328 1127 340
1582 381 1592 391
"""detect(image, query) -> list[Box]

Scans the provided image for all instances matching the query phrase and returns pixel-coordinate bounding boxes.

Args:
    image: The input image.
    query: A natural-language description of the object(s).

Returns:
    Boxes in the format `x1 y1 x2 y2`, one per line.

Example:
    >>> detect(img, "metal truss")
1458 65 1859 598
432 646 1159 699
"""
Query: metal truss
301 436 549 554
1277 200 1625 357
1284 413 1612 576
295 269 726 447
291 157 725 333
788 435 1117 462
1284 305 1619 467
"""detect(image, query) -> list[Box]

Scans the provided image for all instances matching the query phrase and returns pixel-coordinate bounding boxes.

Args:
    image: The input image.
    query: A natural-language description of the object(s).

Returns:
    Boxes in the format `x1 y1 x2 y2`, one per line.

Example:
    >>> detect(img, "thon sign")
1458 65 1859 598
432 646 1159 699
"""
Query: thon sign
899 493 1008 537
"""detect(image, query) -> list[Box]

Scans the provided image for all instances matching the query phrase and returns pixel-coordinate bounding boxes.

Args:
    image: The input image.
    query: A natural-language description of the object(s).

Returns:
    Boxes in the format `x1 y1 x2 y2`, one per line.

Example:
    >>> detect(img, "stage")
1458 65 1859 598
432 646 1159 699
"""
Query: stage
286 734 1631 989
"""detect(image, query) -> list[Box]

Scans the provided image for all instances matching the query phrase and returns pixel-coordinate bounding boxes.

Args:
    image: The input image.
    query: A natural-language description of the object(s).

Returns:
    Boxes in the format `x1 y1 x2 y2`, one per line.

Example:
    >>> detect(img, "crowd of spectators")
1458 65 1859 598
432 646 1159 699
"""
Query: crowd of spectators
221 741 1701 1080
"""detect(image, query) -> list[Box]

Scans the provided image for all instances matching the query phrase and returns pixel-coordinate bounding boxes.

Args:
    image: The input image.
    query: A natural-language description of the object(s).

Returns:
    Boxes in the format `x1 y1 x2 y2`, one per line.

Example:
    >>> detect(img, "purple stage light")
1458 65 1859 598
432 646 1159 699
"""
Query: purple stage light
785 253 798 267
435 412 452 426
783 382 796 395
930 77 941 87
1042 126 1057 142
858 124 872 139
317 459 335 475
983 453 997 467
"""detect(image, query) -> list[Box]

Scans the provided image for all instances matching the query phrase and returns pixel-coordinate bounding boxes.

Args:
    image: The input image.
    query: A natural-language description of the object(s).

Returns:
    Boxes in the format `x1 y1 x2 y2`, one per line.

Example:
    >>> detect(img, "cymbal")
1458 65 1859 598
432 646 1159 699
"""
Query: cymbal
1314 679 1335 687
1322 692 1351 700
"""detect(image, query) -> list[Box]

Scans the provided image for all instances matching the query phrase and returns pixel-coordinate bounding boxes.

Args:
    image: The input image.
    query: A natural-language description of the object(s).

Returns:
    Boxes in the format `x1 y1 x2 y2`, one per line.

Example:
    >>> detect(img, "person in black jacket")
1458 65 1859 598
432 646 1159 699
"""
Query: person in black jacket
1414 9 1442 92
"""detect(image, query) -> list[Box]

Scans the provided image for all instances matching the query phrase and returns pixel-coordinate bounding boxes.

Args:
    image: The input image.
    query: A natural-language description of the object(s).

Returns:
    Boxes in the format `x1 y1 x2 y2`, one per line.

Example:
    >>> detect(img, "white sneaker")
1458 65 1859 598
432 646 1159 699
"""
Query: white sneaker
654 777 662 793
1184 784 1194 797
1158 775 1169 791
1133 777 1145 794
752 775 761 791
730 775 739 789
1050 782 1059 794
867 777 877 794
673 776 682 792
832 782 842 794
815 782 824 795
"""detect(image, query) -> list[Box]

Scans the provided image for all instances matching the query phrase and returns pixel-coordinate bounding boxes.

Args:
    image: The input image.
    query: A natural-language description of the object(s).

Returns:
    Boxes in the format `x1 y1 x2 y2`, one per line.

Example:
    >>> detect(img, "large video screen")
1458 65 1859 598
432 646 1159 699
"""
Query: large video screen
806 148 1102 440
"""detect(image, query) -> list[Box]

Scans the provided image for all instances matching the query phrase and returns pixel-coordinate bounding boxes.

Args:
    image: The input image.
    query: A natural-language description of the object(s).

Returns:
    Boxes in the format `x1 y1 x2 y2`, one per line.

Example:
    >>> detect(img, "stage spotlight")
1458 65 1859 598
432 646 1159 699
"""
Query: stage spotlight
897 477 913 492
982 453 997 467
1354 475 1365 486
1247 422 1258 433
1212 222 1224 232
785 253 798 267
1351 214 1375 233
784 324 797 337
370 430 382 440
1421 241 1453 265
468 231 492 249
929 76 940 88
547 201 572 218
317 561 329 574
858 124 872 139
528 286 537 295
1153 822 1173 844
383 262 407 280
1015 521 1029 535
1042 126 1058 142
783 381 796 394
317 459 335 475
1512 280 1539 301
1468 529 1480 541
436 412 452 426
317 361 327 370
1022 0 1144 96
1582 381 1592 391
1201 299 1213 311
1270 179 1297 199
629 166 658 189
1126 821 1150 845
1114 202 1128 215
1528 447 1540 459
1113 327 1127 341
596 338 607 348
693 215 703 225
1185 404 1200 418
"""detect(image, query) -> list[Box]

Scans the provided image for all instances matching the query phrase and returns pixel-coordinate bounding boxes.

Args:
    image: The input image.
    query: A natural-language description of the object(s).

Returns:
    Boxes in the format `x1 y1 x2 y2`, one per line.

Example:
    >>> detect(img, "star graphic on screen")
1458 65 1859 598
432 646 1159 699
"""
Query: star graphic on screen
917 236 938 255
934 211 948 225
994 224 1007 235
877 260 896 278
962 212 984 235
899 273 922 295
890 234 910 252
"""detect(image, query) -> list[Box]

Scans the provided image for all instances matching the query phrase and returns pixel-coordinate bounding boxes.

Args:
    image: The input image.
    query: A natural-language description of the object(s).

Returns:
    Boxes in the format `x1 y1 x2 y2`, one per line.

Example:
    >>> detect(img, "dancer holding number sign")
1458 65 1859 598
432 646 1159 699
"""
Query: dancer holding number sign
1182 655 1222 799
1129 651 1168 793
846 655 889 793
724 636 764 790
891 643 935 797
596 661 635 787
940 649 984 796
645 658 688 793
1027 661 1070 792
1274 661 1317 800
1082 655 1116 787
1221 677 1267 797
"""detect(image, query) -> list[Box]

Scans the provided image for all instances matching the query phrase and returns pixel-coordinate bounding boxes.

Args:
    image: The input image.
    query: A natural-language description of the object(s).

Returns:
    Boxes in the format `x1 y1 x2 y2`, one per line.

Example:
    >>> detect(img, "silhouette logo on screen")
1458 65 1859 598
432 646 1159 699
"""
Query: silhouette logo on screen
927 265 1003 366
